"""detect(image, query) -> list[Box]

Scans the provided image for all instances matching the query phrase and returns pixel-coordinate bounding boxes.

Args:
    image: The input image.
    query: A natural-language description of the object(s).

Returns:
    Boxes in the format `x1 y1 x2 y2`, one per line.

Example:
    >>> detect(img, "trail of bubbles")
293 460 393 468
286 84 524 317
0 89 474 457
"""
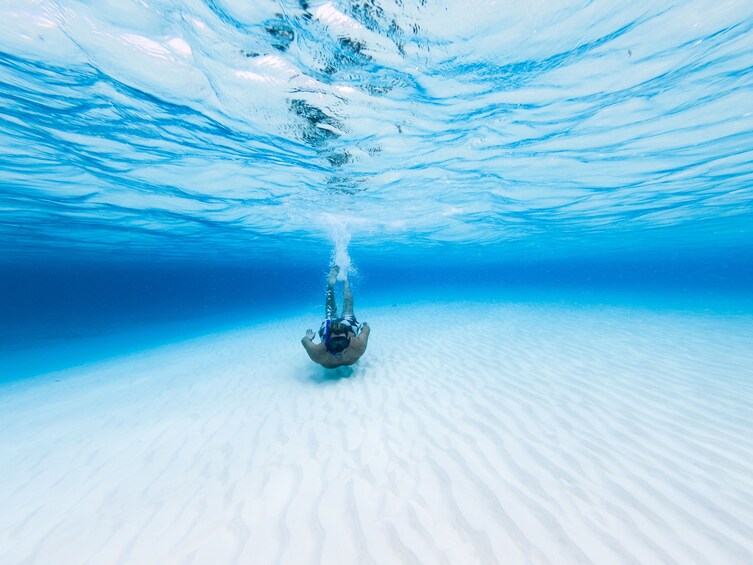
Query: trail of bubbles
330 224 352 281
319 213 356 280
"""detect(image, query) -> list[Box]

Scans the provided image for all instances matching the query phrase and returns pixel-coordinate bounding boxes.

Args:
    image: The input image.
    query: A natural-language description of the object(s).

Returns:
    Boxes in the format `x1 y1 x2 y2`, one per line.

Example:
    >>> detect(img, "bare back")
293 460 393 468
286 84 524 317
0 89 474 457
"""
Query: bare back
302 325 370 368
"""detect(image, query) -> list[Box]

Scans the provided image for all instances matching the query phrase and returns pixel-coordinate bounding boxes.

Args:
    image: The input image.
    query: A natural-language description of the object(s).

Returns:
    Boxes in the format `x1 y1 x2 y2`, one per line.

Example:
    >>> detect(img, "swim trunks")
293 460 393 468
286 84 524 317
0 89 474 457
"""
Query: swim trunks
318 315 362 340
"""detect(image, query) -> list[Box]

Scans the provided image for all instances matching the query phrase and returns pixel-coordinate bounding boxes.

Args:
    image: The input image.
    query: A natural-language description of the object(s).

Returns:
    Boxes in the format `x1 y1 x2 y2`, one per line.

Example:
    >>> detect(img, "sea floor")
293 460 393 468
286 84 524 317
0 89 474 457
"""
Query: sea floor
2 301 753 564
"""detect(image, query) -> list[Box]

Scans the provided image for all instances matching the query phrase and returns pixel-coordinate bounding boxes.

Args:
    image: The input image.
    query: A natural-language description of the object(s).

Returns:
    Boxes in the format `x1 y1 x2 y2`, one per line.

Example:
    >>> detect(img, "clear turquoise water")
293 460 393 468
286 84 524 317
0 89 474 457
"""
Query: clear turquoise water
1 0 753 373
2 6 753 560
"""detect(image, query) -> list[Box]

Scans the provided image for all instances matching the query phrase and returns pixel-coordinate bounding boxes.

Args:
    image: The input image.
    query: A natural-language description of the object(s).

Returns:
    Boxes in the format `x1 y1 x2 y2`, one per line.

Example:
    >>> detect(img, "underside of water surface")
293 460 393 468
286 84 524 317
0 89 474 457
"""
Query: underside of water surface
2 0 752 257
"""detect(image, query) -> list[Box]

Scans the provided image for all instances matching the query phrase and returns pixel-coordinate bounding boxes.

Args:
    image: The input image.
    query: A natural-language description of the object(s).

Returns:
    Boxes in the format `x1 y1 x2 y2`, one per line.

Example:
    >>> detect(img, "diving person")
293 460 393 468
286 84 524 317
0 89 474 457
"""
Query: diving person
302 265 370 368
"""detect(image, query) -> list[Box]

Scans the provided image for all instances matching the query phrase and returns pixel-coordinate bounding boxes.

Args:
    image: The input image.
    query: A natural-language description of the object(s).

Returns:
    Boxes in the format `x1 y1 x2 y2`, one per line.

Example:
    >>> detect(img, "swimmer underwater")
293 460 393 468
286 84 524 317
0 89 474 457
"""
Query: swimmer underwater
301 265 370 369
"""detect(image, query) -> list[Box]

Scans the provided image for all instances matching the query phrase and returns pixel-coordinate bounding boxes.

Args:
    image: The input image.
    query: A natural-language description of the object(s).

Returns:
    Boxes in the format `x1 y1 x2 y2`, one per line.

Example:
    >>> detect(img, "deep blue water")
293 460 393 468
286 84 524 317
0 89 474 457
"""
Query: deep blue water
2 0 753 376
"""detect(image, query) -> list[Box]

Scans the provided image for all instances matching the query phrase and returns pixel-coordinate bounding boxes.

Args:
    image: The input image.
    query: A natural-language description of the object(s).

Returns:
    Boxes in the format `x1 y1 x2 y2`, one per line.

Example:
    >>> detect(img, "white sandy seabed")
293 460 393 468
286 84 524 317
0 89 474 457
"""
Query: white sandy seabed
2 300 753 565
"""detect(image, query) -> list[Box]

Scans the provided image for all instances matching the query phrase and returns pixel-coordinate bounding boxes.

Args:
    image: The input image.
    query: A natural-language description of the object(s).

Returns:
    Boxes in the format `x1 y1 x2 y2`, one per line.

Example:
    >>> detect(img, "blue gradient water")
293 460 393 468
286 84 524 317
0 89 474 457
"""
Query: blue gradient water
2 0 753 376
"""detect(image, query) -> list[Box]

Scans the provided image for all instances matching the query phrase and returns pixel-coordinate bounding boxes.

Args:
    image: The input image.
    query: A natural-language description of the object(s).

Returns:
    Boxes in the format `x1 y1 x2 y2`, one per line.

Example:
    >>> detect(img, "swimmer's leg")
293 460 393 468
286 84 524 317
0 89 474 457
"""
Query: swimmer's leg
343 278 354 317
325 265 339 319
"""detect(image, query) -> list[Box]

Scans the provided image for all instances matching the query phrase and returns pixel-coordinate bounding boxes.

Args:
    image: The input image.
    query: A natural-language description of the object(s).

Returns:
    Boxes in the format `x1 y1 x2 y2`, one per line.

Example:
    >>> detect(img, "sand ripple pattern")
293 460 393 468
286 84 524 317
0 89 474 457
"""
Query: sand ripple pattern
2 302 753 564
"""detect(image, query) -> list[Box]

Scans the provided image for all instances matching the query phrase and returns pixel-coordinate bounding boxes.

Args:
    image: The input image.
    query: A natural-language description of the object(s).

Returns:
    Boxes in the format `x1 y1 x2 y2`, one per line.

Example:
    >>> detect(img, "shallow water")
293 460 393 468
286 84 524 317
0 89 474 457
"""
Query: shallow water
1 3 753 562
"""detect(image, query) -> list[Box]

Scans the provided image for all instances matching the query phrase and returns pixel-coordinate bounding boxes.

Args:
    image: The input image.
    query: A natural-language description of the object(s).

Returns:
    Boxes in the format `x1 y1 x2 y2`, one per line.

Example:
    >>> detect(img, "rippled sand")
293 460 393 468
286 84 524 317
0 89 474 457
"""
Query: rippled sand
2 302 753 564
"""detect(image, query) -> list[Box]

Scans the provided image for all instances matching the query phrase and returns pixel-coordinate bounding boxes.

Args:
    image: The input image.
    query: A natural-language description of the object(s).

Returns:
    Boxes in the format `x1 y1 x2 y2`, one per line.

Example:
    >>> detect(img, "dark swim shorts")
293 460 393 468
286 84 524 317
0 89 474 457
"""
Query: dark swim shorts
318 315 362 340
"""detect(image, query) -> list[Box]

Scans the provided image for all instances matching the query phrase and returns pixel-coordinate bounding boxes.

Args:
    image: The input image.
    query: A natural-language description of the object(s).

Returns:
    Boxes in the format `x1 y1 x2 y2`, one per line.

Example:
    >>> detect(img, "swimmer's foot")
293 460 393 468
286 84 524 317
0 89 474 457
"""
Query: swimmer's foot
328 265 340 286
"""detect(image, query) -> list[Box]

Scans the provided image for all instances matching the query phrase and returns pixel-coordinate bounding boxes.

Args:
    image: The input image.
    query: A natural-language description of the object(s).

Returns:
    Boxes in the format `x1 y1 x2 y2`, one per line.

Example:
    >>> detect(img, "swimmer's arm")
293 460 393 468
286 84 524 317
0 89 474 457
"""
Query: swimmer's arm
355 323 370 347
301 330 321 359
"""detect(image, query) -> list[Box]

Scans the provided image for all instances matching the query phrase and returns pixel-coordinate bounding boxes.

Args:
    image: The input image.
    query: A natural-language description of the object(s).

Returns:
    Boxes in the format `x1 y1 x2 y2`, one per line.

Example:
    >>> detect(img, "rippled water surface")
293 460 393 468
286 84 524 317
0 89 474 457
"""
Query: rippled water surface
2 0 753 260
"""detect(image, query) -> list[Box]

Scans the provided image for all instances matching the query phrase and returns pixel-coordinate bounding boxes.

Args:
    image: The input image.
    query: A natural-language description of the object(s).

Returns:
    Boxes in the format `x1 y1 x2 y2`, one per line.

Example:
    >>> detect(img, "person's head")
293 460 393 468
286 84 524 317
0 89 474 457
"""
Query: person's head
326 320 351 354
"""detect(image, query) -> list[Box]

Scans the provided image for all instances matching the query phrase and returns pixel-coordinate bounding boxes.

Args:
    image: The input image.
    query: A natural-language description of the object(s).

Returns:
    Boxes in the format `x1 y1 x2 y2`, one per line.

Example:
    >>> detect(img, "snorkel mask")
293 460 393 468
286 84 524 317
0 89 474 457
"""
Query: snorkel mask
325 319 351 354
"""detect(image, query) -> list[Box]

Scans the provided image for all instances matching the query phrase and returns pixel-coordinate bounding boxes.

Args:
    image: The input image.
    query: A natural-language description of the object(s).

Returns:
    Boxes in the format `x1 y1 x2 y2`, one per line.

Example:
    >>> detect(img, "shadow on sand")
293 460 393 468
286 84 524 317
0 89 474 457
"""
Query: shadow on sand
307 365 357 384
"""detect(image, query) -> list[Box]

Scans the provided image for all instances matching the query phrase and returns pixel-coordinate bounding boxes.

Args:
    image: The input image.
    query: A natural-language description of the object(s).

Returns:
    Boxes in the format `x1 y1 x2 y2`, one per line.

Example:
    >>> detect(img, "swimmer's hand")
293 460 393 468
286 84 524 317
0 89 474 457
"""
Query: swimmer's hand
304 329 315 340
